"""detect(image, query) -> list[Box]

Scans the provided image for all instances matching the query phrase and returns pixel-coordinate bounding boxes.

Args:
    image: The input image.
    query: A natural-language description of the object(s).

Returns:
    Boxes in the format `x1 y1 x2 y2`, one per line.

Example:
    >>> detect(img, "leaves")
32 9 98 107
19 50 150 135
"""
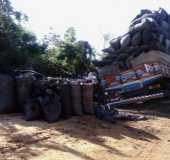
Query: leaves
64 27 76 43
46 28 95 76
0 1 96 77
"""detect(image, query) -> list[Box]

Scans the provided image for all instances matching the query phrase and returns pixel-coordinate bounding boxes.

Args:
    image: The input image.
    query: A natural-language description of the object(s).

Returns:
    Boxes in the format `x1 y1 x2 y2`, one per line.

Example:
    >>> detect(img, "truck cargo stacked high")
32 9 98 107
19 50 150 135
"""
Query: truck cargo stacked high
96 8 170 111
102 8 170 68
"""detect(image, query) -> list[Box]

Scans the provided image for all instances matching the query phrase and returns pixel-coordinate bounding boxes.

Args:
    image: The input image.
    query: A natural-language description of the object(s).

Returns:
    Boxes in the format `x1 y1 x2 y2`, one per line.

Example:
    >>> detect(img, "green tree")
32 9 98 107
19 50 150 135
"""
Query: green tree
64 27 76 43
0 0 95 76
47 28 95 76
0 0 46 69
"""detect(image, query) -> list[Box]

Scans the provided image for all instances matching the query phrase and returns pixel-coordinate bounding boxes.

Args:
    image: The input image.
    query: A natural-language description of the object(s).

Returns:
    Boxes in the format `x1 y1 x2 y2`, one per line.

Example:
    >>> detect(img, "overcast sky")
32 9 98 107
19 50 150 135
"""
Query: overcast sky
11 0 170 51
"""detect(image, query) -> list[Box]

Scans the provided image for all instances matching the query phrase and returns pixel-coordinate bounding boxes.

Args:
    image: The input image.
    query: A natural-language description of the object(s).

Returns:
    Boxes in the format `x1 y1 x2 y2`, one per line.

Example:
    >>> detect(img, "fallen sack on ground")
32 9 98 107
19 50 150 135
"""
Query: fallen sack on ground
111 111 146 121
94 105 118 123
94 105 146 123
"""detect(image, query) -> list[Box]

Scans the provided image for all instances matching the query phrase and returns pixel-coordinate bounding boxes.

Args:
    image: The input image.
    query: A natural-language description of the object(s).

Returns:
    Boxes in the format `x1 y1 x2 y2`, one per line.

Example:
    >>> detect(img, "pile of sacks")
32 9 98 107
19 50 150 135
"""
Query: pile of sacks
103 8 170 68
0 70 95 123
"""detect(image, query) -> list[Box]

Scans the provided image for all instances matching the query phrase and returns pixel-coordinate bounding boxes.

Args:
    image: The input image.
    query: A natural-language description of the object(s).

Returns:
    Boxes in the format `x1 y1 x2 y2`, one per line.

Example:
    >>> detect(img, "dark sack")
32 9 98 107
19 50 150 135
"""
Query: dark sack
120 34 131 49
110 38 121 50
142 30 153 43
23 99 41 121
70 82 83 116
61 82 72 119
161 20 169 31
131 32 141 46
0 74 16 113
158 8 168 21
16 75 34 111
159 34 164 44
41 94 61 123
82 83 94 114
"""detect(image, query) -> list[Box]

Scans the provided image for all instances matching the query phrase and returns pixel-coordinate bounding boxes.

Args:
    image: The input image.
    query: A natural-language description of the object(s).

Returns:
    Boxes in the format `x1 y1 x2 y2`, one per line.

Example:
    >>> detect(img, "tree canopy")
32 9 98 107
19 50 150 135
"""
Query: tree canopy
0 0 96 77
46 27 95 77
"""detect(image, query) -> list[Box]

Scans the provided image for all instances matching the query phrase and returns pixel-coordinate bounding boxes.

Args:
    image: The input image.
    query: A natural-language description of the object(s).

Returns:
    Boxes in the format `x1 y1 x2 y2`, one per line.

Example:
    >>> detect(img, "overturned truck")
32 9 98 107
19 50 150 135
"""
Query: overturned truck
104 51 170 108
97 8 170 111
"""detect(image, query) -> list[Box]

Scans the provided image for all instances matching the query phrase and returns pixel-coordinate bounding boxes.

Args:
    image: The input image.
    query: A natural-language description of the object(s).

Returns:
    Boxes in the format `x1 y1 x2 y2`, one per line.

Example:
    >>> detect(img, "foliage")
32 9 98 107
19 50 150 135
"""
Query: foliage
64 27 76 43
47 28 95 77
0 1 96 77
0 0 47 70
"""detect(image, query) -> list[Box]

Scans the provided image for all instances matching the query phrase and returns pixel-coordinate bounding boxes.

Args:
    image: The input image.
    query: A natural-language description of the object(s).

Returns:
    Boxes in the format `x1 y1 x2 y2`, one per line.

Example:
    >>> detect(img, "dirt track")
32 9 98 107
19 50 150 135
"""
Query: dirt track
0 105 170 160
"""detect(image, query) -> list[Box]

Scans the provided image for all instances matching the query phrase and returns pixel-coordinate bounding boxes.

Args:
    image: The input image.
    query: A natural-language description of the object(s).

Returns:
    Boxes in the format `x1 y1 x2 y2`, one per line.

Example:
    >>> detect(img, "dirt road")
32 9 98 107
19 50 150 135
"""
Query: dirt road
0 109 170 160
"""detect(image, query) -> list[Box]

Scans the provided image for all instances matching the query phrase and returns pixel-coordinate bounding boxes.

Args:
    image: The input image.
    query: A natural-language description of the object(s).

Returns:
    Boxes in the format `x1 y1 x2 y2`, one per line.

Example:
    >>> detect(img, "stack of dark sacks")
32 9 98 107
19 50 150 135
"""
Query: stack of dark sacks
40 90 61 123
102 8 170 68
33 77 62 123
14 71 95 122
15 70 43 120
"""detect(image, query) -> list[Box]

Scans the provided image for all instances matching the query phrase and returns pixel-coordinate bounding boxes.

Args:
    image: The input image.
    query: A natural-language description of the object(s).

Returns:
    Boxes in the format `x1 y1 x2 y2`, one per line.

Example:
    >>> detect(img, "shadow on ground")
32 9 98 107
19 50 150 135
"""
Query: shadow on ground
0 113 161 160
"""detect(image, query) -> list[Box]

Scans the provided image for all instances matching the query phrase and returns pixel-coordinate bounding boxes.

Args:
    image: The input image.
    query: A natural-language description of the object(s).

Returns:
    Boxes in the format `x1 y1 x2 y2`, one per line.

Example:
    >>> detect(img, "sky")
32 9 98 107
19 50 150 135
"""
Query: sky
11 0 170 51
